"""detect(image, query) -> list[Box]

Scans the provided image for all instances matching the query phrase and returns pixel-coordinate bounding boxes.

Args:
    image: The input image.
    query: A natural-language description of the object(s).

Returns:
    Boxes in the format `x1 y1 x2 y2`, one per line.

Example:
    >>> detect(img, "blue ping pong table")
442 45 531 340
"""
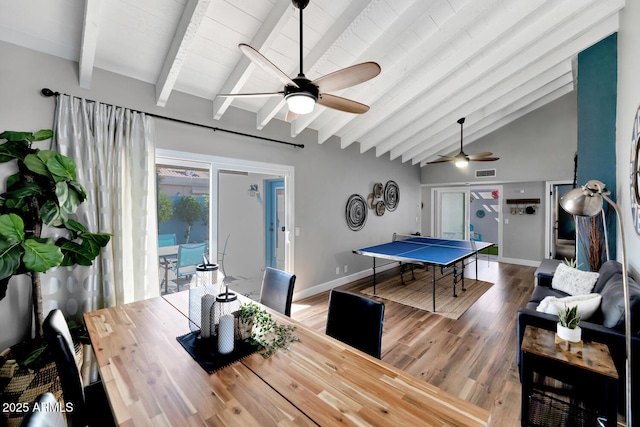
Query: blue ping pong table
353 234 494 312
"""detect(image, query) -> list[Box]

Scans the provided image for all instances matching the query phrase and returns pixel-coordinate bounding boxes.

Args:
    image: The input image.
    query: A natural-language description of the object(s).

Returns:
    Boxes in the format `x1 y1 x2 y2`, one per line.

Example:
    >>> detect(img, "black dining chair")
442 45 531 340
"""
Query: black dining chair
325 289 385 359
43 309 115 427
259 267 296 317
18 392 65 427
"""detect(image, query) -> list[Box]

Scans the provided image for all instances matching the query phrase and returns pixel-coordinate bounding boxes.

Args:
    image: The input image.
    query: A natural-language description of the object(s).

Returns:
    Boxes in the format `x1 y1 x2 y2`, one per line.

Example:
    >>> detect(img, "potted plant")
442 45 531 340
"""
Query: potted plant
236 302 299 358
0 129 110 365
557 304 581 342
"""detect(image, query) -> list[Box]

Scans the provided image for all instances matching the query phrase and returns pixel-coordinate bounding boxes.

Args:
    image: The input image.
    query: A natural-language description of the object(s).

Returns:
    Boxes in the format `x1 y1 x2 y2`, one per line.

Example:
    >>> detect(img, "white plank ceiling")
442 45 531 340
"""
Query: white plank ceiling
0 0 624 166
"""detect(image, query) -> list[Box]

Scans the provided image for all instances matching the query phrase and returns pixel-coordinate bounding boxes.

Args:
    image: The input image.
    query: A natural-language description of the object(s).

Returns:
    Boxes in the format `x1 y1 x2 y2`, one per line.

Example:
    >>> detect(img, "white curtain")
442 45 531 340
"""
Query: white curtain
45 95 159 321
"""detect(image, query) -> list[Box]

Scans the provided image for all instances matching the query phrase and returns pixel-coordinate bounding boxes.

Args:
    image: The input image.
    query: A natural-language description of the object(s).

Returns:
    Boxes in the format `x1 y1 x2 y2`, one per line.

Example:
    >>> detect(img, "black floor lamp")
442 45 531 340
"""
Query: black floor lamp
560 179 632 426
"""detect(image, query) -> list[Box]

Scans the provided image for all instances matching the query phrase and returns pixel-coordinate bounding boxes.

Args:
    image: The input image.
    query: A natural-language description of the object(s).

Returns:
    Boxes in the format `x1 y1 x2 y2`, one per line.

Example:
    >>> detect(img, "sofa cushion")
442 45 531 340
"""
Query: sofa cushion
536 293 602 320
600 273 640 332
593 261 623 293
551 263 599 296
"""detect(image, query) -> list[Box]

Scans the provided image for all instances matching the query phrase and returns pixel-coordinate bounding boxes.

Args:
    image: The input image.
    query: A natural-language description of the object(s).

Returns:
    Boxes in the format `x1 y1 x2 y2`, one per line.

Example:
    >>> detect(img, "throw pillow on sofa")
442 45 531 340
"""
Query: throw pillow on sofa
551 263 599 296
600 273 640 330
536 293 602 320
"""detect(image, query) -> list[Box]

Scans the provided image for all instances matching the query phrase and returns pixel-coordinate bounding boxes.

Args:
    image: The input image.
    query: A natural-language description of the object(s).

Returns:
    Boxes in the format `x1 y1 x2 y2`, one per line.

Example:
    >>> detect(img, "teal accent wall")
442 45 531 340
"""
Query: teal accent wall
576 33 617 266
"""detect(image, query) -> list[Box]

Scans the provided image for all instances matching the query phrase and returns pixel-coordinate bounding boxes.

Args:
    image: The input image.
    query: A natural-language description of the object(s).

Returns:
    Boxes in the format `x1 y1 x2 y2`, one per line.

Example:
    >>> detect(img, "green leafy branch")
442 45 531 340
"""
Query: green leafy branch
238 302 299 358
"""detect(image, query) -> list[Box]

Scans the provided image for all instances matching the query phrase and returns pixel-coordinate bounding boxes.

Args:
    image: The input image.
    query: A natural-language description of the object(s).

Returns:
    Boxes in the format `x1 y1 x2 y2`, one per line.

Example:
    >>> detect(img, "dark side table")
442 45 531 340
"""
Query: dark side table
521 325 619 426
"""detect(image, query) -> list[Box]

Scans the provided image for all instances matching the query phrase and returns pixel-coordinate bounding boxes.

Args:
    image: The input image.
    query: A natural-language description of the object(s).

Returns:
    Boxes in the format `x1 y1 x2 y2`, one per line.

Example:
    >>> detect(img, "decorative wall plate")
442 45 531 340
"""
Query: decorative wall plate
375 201 386 216
373 182 384 198
631 105 640 236
367 193 376 209
384 180 399 211
346 194 367 231
476 209 485 218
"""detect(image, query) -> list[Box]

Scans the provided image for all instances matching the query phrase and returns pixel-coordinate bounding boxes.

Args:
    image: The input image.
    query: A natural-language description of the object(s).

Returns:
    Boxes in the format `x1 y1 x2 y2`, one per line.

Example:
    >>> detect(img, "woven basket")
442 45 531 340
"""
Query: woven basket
0 342 83 427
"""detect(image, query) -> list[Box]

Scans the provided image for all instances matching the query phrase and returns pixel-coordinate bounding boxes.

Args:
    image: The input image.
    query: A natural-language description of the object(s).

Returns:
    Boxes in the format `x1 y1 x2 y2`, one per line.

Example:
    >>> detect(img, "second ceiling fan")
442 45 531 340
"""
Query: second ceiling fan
427 118 500 167
217 0 381 122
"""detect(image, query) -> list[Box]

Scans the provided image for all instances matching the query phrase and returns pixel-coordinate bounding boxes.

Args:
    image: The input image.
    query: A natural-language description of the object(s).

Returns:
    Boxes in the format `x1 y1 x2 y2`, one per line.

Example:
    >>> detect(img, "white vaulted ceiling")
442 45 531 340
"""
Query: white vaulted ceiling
0 0 624 165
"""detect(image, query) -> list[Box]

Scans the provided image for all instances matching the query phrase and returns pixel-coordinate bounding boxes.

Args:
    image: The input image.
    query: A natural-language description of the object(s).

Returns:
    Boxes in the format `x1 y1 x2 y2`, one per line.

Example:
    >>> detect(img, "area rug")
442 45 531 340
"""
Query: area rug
360 271 494 320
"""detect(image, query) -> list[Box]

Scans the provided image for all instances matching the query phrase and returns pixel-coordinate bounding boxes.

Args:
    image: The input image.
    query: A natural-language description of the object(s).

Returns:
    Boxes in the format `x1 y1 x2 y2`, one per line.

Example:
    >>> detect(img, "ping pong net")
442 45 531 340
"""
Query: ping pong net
391 233 478 252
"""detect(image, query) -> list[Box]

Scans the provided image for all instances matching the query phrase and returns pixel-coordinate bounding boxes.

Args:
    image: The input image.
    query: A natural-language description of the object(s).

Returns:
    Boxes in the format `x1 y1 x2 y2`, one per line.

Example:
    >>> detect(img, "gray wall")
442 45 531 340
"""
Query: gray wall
421 93 577 265
0 40 421 349
421 92 577 186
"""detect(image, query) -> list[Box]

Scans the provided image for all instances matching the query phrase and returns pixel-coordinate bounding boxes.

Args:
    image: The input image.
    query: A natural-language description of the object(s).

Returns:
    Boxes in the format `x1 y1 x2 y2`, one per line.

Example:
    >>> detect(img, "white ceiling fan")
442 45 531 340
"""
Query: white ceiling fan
216 0 381 122
427 118 500 167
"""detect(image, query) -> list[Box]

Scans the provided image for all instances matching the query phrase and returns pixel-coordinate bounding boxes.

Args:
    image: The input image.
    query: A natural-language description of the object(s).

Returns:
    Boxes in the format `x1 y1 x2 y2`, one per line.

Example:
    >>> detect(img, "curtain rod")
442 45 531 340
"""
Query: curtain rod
41 88 304 149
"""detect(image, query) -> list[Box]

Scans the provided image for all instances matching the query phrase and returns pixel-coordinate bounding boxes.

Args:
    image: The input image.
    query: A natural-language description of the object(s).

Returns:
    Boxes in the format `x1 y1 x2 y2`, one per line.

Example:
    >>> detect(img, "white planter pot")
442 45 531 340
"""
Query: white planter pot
557 323 582 342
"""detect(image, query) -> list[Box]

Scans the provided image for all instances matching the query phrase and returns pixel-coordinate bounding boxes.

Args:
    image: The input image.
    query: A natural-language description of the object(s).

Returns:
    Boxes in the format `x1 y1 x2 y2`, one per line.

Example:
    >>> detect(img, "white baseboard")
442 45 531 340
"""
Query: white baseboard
292 262 398 301
498 257 541 267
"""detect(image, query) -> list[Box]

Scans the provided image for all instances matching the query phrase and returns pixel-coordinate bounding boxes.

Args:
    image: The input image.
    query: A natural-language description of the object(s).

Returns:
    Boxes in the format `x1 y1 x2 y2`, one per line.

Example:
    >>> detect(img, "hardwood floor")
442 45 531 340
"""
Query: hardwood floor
291 261 536 426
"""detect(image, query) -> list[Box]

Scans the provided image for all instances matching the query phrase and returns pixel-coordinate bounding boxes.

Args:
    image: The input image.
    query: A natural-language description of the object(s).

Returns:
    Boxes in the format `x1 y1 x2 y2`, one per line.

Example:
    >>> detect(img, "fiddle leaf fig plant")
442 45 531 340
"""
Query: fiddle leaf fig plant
0 130 110 339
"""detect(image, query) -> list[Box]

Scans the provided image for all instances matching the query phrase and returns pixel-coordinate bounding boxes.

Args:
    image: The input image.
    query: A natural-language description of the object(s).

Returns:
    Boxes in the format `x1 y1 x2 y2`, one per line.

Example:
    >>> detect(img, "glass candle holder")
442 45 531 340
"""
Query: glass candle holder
188 263 219 333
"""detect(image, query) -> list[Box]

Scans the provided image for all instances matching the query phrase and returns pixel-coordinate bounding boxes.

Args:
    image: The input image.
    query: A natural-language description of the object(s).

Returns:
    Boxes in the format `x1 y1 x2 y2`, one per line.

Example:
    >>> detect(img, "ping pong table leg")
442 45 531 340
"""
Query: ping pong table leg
432 266 436 312
373 258 377 294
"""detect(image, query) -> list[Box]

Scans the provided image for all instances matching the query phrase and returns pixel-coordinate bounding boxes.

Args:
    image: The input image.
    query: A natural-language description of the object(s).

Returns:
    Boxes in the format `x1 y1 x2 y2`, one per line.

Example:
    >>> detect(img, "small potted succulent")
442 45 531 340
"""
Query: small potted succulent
557 304 581 342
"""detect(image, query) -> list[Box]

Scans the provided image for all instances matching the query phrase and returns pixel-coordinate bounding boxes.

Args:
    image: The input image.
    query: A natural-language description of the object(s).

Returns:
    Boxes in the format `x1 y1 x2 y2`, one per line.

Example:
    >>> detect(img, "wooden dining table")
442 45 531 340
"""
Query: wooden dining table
84 290 490 426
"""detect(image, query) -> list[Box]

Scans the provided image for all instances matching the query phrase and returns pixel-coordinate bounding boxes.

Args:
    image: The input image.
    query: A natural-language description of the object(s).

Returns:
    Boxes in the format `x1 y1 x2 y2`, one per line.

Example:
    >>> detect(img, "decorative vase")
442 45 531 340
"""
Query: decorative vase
234 311 253 342
557 323 582 342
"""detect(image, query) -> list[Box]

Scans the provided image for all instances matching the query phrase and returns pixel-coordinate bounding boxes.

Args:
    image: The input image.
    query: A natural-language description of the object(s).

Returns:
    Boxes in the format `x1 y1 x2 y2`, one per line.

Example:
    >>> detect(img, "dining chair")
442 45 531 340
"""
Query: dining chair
43 309 114 427
325 289 385 359
259 267 296 317
168 242 208 291
469 224 482 242
18 392 65 427
158 233 177 247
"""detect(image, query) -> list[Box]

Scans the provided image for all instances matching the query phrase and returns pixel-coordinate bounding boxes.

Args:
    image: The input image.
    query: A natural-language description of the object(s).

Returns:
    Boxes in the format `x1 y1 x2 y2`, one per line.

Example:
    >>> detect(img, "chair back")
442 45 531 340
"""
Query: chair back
326 289 385 359
259 267 296 317
158 233 177 247
43 309 86 427
18 392 65 427
177 242 207 275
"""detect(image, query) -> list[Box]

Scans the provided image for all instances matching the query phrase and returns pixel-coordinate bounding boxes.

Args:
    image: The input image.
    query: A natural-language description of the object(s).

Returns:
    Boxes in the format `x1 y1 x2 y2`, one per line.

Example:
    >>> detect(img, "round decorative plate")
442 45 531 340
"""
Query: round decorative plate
384 180 399 211
346 194 367 231
367 193 376 210
373 182 384 198
375 201 386 216
476 209 485 218
631 105 640 236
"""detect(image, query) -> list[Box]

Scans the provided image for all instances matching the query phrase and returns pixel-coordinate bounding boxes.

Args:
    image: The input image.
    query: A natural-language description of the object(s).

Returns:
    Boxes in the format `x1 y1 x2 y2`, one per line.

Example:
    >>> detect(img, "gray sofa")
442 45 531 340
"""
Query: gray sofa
516 260 640 422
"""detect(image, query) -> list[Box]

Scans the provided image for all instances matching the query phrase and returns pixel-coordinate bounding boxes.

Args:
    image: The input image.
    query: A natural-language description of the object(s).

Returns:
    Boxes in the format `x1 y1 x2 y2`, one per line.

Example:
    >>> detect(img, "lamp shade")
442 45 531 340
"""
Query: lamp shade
559 180 608 217
285 93 315 114
560 187 603 217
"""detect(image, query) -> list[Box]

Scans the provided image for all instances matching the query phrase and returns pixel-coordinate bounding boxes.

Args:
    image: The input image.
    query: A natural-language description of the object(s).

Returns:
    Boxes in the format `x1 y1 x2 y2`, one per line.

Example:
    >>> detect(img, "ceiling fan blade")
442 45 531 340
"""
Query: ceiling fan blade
311 62 381 93
216 92 283 98
426 158 455 164
285 110 299 122
239 43 298 88
470 157 500 162
467 152 494 159
317 93 369 114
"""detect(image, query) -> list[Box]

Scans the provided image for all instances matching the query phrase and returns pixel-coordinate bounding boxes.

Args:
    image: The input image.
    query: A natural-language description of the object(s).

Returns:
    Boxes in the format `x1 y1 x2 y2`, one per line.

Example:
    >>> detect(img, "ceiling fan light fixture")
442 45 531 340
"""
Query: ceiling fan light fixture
454 153 469 168
285 92 316 114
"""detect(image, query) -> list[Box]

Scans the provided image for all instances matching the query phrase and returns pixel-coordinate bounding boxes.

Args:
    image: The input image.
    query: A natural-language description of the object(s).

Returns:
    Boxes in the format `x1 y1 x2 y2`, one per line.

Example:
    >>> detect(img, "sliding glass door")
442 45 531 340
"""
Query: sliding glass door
435 189 468 240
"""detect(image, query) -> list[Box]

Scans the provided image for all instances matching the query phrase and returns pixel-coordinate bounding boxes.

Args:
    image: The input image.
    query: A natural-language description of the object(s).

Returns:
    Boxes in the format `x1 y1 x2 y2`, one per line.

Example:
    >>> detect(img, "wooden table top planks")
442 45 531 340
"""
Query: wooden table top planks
84 292 490 426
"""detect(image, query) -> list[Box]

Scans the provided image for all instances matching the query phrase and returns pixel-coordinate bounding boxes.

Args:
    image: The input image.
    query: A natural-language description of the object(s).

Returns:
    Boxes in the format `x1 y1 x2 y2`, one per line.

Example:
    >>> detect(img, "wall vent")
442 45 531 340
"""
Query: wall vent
475 168 496 178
